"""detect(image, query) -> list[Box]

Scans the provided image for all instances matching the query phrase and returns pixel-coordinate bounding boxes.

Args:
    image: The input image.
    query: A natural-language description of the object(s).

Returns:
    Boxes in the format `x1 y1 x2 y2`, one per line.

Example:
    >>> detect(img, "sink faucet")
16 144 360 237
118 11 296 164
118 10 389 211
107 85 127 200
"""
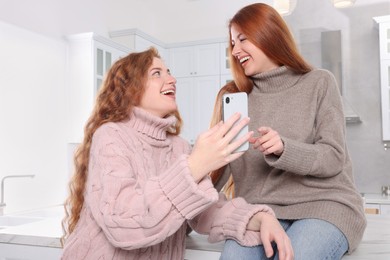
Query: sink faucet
0 174 35 215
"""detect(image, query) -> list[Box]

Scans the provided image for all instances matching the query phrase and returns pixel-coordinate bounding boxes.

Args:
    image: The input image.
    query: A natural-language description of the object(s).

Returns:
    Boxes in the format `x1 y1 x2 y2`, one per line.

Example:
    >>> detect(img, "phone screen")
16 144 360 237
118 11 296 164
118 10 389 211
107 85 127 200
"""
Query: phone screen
222 92 249 153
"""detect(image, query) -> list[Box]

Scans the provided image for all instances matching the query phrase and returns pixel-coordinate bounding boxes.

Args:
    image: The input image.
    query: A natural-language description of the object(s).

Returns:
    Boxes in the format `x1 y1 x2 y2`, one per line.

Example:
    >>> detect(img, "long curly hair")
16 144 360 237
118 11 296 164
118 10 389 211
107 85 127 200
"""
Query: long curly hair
61 47 182 245
209 3 312 197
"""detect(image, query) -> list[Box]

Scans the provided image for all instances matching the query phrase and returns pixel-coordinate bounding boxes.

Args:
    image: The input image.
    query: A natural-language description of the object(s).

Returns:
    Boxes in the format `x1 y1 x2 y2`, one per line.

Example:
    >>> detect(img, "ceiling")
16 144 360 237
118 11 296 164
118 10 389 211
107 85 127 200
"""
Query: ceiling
0 0 388 43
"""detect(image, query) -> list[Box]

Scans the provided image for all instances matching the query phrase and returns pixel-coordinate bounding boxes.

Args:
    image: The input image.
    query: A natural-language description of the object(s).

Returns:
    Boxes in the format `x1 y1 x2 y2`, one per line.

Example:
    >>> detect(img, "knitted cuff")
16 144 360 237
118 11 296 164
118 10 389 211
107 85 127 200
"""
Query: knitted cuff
222 198 275 247
159 154 218 219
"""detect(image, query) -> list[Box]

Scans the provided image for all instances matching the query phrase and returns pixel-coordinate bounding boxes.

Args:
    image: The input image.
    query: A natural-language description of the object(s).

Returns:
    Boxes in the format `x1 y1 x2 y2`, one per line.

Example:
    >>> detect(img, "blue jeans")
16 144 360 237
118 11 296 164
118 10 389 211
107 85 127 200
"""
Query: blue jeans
219 218 348 260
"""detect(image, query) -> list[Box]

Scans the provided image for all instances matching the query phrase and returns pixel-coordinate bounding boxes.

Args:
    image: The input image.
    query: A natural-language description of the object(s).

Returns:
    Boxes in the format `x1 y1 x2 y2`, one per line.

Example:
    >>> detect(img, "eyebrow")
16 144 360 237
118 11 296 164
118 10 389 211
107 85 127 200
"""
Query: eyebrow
150 67 171 74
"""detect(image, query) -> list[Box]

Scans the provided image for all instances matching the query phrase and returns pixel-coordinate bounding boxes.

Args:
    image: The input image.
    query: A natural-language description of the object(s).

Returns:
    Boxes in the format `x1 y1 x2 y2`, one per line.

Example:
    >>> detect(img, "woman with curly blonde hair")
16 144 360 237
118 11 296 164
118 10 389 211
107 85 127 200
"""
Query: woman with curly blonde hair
61 47 293 260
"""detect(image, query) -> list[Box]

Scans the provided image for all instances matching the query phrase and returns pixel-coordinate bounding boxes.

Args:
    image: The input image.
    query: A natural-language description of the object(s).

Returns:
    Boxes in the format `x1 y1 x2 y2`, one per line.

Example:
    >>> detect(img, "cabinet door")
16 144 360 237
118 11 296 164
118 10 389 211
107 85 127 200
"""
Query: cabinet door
176 77 195 144
192 76 221 141
220 42 231 75
95 41 128 94
170 46 194 77
176 76 221 145
193 44 220 76
0 243 62 259
220 74 233 87
379 21 390 60
170 44 220 78
380 59 390 141
381 204 390 215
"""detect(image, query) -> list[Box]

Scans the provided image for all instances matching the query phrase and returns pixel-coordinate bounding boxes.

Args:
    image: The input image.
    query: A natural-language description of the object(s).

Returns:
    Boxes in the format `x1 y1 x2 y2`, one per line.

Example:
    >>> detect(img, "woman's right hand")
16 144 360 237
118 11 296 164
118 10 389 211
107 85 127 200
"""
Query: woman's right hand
187 112 253 182
247 212 294 260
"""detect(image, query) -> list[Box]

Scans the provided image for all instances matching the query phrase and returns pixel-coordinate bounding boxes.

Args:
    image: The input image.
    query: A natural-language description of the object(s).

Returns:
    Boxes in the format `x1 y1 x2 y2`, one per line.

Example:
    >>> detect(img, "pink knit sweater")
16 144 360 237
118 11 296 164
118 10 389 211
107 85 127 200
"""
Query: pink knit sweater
61 107 274 260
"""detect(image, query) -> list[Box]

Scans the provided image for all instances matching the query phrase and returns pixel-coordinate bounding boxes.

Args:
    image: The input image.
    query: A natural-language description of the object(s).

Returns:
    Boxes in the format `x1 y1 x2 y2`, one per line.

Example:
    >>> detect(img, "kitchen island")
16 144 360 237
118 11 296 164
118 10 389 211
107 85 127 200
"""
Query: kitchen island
0 206 389 259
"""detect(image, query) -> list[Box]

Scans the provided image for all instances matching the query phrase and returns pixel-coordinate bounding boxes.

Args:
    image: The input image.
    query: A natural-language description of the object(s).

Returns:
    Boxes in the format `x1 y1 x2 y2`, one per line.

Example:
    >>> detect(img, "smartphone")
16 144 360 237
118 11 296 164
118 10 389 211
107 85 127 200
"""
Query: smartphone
222 92 249 153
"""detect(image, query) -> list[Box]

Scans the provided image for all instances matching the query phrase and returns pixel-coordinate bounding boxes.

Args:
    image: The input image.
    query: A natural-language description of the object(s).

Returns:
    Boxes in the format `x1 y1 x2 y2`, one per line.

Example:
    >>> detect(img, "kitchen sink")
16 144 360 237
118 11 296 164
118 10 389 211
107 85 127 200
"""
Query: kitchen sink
0 216 44 229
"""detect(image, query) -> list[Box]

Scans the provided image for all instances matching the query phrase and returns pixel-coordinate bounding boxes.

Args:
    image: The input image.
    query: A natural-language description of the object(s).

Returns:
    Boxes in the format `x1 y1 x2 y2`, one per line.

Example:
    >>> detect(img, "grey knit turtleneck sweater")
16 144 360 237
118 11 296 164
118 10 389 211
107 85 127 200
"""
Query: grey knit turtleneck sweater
216 66 366 253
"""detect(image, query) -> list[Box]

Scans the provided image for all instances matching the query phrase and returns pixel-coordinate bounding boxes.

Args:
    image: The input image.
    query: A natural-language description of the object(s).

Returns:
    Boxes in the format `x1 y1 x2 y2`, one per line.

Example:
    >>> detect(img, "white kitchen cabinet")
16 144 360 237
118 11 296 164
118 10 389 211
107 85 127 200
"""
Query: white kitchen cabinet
220 74 233 87
176 76 221 145
220 42 231 75
363 193 390 215
169 44 220 78
171 43 222 144
220 42 234 88
365 203 390 215
380 204 390 215
185 249 220 260
66 33 131 143
0 243 62 259
374 15 390 141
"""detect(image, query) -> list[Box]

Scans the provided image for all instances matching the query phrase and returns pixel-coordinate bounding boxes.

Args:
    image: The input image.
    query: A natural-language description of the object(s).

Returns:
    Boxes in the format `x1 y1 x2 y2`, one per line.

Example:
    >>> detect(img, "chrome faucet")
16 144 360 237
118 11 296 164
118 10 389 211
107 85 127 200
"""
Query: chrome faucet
0 175 35 215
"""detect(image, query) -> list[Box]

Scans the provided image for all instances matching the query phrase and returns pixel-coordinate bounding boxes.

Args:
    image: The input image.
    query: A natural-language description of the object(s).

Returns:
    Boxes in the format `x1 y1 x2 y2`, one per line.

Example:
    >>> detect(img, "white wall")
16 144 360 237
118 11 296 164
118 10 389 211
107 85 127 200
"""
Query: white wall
0 21 68 213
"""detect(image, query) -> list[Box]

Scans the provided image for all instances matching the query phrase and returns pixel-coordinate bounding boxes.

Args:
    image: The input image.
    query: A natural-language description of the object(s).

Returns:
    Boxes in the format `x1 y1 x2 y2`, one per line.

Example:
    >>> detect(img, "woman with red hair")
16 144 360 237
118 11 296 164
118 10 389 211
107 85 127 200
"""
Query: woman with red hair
210 3 366 260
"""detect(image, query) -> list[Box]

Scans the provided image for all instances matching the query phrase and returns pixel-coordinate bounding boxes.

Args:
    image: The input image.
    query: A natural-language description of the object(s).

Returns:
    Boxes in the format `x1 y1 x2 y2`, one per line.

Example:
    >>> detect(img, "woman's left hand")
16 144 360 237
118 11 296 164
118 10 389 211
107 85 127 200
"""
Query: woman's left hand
249 127 284 156
247 212 294 260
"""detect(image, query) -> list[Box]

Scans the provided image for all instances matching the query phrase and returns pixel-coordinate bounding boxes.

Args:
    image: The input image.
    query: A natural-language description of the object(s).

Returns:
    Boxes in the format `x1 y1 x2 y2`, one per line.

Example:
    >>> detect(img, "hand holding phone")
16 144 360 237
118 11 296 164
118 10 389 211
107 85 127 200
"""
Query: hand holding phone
222 92 249 153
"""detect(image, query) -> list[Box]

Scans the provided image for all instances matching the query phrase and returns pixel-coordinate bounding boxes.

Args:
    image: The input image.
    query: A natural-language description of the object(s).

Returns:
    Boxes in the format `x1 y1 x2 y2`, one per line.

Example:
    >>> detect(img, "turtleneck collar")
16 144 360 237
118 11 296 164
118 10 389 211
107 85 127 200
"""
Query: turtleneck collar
127 107 177 142
250 66 302 93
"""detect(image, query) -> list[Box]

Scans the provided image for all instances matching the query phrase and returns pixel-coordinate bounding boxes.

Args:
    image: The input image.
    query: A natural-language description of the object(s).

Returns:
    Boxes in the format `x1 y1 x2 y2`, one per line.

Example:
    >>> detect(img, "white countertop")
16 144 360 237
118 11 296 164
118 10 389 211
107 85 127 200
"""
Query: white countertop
0 205 389 259
0 206 63 248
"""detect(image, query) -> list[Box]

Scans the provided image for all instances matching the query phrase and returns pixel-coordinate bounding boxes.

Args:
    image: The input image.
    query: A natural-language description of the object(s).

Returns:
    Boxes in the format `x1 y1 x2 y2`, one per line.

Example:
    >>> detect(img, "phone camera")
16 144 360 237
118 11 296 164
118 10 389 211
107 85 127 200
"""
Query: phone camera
225 97 230 104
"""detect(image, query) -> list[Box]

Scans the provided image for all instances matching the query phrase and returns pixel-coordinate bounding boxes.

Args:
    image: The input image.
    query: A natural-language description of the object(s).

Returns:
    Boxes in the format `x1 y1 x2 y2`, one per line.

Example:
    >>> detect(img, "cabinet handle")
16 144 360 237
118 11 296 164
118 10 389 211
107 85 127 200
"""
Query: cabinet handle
364 208 379 214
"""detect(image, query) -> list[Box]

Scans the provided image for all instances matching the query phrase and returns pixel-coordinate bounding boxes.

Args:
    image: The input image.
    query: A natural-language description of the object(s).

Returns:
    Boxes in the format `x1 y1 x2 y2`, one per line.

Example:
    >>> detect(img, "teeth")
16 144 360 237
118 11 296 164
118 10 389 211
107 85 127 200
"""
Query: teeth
240 57 249 63
161 90 175 95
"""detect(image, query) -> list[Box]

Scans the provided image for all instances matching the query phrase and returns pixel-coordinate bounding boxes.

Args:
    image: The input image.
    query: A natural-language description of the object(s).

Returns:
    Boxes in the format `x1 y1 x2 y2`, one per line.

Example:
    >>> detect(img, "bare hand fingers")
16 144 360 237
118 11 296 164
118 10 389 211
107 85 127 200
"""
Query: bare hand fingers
275 236 294 260
226 130 254 155
262 239 274 258
255 127 283 155
216 112 242 138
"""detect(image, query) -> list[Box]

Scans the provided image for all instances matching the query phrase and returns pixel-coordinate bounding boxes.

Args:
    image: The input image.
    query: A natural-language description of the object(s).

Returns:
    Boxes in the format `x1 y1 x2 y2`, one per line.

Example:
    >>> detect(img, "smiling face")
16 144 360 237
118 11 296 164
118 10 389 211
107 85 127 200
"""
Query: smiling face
230 24 278 76
138 57 177 118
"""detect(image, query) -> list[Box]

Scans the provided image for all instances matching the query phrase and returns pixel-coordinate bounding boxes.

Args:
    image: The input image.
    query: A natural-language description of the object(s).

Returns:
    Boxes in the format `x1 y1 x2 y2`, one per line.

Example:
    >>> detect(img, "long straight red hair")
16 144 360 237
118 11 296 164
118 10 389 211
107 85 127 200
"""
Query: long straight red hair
210 3 312 196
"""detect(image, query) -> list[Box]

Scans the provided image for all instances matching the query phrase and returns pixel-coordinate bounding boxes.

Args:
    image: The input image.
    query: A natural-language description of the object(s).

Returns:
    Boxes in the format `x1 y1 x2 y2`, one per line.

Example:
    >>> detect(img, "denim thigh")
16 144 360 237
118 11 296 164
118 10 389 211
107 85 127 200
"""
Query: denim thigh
284 218 348 260
219 218 348 260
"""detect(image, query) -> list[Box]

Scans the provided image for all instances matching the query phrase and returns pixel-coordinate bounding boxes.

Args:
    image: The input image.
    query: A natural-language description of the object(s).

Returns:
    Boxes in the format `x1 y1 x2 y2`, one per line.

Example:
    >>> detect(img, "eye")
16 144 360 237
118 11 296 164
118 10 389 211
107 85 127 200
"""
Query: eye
152 70 161 77
239 37 247 42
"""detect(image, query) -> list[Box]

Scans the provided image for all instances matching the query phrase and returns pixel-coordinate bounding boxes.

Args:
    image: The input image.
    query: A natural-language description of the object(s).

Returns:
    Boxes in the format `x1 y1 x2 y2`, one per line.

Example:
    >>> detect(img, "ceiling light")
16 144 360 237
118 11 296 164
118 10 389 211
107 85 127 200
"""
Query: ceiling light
331 0 356 8
273 0 297 16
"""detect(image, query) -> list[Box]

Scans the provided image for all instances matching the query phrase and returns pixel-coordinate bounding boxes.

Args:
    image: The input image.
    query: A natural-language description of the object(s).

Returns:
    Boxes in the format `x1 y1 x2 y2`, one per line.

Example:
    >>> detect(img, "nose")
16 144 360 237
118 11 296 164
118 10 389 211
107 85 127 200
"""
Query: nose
167 74 176 85
231 43 241 59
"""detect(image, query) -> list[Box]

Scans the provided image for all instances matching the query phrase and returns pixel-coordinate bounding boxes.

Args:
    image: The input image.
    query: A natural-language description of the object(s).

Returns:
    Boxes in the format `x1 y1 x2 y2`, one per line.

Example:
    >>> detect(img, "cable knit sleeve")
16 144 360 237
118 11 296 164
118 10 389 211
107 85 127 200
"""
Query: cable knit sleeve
189 193 275 247
86 125 218 250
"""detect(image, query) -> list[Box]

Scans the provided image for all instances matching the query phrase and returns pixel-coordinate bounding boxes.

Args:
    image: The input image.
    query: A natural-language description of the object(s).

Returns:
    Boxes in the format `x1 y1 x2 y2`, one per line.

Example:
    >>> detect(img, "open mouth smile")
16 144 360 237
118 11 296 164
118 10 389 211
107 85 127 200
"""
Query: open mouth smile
239 56 250 65
160 89 175 96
